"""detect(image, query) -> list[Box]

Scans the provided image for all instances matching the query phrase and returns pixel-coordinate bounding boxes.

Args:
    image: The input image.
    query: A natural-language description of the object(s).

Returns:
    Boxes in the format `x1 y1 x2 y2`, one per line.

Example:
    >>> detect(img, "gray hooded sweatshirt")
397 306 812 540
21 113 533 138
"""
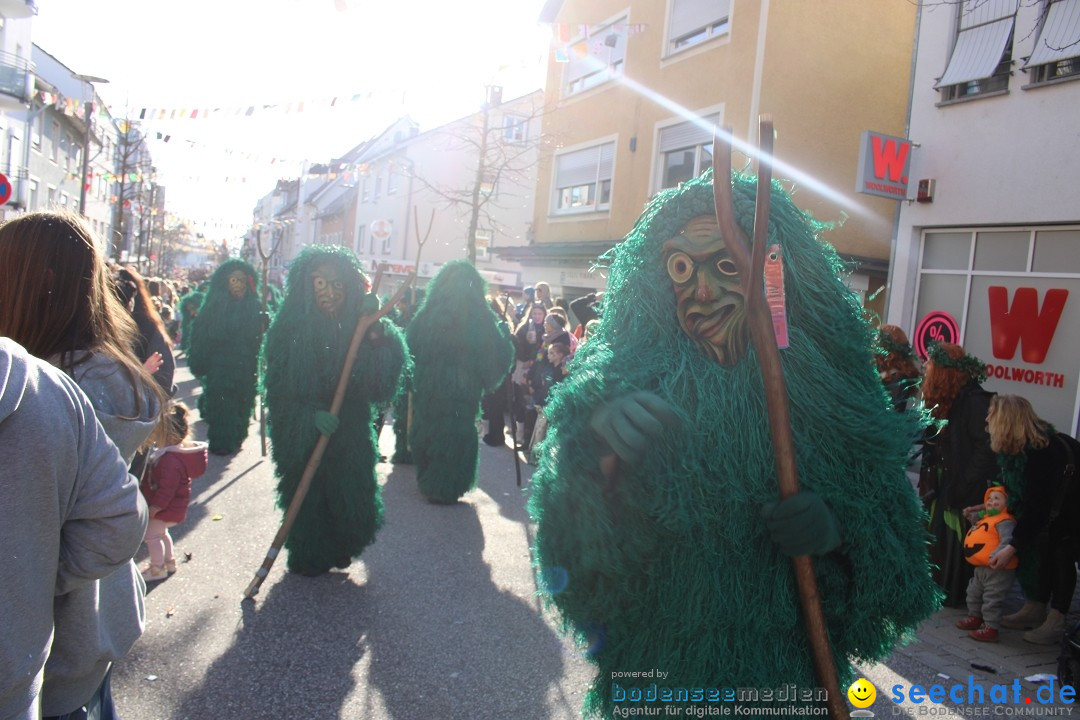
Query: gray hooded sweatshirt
40 351 158 716
0 339 146 720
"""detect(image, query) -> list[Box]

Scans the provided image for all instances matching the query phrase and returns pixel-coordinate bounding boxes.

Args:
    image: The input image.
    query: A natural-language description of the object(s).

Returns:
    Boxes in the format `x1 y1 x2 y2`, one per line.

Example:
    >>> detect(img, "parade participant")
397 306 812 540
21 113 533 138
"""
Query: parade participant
528 170 939 717
406 260 515 504
187 259 262 455
875 324 921 413
263 246 408 576
177 288 204 355
957 486 1018 642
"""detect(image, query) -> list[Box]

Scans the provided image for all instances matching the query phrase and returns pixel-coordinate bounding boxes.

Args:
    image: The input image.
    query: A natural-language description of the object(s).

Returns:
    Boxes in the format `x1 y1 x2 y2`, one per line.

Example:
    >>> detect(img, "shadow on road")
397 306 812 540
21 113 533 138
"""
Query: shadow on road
171 573 368 718
362 465 570 720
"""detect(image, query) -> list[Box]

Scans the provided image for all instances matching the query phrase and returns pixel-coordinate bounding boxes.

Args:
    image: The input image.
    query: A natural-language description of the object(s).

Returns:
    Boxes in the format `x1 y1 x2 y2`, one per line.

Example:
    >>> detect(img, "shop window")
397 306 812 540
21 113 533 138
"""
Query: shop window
973 231 1029 271
922 231 972 270
1033 229 1080 273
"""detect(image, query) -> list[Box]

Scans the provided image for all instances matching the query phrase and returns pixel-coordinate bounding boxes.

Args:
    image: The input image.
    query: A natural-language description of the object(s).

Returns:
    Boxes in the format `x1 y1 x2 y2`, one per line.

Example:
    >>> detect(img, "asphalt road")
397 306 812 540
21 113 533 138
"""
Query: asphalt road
111 359 593 719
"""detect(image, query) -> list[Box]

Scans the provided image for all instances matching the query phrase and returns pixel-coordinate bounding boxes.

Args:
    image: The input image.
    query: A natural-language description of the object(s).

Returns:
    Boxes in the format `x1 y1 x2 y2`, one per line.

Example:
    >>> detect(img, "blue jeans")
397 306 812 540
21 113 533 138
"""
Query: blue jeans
44 668 117 720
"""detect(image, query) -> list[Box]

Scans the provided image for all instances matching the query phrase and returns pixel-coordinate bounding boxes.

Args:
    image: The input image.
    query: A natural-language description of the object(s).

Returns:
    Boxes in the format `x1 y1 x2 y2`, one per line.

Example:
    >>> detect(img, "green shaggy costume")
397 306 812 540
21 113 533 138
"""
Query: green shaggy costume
529 170 940 717
263 246 408 575
178 290 204 355
407 260 514 503
187 259 262 455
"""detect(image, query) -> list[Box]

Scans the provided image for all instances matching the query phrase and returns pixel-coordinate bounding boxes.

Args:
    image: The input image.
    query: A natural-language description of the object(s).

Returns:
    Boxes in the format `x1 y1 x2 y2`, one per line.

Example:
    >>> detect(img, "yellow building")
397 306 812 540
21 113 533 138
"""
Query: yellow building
501 0 916 316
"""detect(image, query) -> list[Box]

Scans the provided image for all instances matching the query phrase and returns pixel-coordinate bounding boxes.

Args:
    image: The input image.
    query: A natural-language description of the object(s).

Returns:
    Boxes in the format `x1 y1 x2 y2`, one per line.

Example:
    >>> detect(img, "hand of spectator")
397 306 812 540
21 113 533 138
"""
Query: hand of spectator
962 503 985 524
761 492 841 557
143 352 163 374
314 410 340 436
589 391 680 465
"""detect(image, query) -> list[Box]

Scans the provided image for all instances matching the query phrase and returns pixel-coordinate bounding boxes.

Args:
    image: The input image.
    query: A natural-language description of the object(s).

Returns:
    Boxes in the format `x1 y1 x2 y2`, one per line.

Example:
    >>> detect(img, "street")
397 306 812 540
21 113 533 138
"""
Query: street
109 360 1076 719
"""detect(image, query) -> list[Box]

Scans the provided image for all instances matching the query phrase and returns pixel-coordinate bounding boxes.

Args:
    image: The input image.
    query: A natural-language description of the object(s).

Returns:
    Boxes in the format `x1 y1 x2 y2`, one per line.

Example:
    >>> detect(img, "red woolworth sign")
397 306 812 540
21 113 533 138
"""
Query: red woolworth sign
855 131 913 200
984 286 1069 389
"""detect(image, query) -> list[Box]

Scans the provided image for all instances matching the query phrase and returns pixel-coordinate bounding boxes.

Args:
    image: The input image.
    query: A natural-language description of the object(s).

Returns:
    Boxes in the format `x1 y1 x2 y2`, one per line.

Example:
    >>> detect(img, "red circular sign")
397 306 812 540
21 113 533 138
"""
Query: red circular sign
0 173 11 206
913 310 960 360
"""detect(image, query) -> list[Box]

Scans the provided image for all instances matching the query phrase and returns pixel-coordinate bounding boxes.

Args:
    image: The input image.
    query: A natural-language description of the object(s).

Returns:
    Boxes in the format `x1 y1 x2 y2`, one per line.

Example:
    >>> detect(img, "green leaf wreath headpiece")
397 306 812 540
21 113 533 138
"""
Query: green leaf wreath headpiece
877 329 915 361
927 341 987 383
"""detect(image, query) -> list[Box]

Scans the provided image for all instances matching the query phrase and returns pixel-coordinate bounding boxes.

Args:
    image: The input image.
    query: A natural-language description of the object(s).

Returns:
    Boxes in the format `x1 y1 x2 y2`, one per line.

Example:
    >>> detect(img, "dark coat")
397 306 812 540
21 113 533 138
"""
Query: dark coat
922 382 998 510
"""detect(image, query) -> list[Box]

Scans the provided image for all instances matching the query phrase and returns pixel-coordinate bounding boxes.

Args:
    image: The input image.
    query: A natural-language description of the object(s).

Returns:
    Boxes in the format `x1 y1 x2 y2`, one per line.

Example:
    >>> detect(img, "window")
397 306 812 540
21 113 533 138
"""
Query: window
382 227 392 254
503 115 527 143
388 167 400 194
667 0 730 55
47 186 56 207
50 120 60 163
1023 0 1080 85
564 18 628 96
28 179 38 210
936 0 1016 101
374 174 382 200
61 131 71 171
32 113 41 151
475 228 493 260
481 171 498 199
361 175 370 202
552 141 615 214
356 224 367 256
656 113 719 191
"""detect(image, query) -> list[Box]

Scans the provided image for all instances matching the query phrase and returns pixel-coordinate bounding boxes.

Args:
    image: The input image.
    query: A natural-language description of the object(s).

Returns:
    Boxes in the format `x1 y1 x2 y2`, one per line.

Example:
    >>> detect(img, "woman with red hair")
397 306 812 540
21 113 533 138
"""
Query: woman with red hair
875 324 922 412
920 342 998 606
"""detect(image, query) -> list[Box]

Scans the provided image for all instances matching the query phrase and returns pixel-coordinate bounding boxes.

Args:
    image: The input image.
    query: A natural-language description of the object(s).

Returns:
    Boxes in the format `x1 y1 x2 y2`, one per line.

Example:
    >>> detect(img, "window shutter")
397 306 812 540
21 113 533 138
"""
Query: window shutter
936 0 1017 87
670 0 730 40
597 142 615 181
658 113 721 152
556 146 601 188
1025 0 1080 67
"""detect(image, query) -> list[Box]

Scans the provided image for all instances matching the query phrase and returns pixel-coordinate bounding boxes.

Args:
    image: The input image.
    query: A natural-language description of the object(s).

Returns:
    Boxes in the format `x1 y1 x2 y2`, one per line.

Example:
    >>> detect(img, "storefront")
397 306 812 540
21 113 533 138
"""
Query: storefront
906 225 1080 434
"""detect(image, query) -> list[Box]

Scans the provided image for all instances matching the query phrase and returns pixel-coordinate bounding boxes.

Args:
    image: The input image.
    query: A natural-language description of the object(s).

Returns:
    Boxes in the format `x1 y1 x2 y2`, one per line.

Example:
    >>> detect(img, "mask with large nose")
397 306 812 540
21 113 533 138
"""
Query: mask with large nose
227 270 249 300
662 214 749 366
311 262 345 316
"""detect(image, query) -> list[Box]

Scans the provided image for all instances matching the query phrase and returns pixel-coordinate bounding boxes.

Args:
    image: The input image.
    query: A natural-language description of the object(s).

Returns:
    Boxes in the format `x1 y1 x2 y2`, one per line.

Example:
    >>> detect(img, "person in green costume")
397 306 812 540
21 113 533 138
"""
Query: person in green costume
186 259 262 455
406 260 515 503
529 170 940 718
177 289 204 355
262 246 408 576
389 287 423 465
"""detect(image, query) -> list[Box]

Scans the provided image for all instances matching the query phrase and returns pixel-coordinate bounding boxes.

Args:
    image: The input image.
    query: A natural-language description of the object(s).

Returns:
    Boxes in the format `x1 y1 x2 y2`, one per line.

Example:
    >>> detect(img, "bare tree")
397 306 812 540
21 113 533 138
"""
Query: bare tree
405 87 556 265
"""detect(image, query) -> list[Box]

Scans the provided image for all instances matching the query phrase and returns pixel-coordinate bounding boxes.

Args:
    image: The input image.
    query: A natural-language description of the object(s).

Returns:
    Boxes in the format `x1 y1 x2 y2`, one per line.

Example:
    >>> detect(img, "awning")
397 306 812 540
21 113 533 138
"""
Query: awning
1024 0 1080 67
936 16 1015 87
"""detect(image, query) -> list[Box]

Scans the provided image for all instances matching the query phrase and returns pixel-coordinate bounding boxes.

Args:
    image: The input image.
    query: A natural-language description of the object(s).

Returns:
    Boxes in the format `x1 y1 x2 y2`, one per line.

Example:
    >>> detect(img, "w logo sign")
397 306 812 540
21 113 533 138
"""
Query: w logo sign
988 286 1069 364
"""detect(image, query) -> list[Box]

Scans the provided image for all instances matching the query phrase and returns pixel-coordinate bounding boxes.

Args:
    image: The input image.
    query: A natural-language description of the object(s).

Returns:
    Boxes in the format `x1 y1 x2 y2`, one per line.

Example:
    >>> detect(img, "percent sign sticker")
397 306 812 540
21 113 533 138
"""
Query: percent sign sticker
913 310 960 361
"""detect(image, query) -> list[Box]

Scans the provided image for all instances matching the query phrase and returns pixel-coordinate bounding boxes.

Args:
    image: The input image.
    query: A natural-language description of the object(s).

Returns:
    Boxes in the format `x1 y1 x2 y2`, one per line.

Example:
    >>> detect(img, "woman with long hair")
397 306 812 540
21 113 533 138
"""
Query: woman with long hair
0 210 166 719
114 265 176 395
875 324 922 412
919 341 998 607
982 395 1078 644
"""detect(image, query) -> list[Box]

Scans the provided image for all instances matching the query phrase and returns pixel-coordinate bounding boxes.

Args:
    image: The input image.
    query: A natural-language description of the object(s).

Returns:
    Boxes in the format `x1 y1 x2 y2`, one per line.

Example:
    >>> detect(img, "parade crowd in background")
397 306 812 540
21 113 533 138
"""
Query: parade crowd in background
2 206 1079 720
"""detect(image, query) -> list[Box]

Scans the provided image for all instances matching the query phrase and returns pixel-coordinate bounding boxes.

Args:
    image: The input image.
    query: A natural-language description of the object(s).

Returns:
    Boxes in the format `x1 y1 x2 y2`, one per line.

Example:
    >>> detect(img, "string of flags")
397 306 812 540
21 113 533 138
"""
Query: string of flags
550 21 648 63
132 90 407 123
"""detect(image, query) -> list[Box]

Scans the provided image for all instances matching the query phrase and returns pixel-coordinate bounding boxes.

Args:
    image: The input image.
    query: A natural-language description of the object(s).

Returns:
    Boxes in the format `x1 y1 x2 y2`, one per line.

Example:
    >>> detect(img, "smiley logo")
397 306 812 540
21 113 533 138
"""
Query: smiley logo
848 678 876 708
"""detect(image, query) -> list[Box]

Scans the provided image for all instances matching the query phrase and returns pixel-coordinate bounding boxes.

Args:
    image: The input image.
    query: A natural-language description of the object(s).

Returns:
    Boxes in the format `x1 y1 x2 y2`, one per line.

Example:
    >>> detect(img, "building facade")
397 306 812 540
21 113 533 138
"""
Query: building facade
888 0 1080 434
509 0 918 309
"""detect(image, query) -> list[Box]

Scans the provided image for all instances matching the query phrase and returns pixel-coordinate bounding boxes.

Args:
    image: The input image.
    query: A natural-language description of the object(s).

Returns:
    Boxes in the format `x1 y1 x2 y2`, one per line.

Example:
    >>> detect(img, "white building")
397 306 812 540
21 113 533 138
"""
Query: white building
888 0 1080 433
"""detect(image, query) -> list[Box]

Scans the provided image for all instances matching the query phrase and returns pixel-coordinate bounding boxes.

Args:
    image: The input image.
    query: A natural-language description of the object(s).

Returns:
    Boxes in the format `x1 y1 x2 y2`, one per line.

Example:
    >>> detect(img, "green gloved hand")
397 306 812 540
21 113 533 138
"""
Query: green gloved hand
589 391 680 465
360 293 380 315
761 491 841 557
314 410 340 436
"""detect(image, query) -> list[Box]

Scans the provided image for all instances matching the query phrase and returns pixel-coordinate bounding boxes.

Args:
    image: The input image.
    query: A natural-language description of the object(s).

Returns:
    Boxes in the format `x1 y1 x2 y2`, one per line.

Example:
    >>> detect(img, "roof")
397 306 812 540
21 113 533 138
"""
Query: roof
538 0 563 23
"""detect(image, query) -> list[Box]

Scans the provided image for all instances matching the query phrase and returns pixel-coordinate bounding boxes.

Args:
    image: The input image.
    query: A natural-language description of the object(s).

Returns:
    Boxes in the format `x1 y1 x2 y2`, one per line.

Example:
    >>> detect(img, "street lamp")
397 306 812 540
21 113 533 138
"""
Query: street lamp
76 74 109 216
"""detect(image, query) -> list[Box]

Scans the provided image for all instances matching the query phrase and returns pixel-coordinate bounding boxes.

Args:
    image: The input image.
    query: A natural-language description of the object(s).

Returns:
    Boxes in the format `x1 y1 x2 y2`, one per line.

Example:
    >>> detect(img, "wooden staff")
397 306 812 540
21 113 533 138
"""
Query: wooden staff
712 118 847 720
243 264 415 599
255 226 282 457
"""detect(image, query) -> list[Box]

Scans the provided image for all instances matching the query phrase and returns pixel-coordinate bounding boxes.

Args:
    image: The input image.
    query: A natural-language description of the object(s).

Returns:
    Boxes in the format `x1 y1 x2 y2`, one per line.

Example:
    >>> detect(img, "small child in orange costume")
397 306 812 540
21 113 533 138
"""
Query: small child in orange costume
957 486 1018 642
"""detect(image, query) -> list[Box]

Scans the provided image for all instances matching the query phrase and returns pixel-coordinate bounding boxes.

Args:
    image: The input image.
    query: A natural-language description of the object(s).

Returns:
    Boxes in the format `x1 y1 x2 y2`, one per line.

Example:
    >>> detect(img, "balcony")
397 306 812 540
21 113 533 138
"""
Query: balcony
0 0 37 19
0 51 32 110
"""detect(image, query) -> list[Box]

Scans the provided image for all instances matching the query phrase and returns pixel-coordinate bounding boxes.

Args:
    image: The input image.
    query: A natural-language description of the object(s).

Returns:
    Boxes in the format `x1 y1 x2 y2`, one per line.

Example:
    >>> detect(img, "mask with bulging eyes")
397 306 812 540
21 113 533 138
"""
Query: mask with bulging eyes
662 214 749 366
311 262 345 315
227 270 248 299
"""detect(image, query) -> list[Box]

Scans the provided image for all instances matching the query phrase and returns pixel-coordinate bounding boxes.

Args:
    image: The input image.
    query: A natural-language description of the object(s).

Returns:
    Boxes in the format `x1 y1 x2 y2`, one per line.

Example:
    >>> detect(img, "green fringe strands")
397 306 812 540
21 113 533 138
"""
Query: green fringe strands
528 169 941 718
187 259 263 454
262 245 409 573
406 260 515 503
178 290 204 354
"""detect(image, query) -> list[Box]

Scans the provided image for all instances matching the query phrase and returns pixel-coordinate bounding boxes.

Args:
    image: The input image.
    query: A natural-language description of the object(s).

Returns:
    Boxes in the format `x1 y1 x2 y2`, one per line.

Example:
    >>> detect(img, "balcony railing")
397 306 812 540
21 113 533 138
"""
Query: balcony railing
0 0 38 19
0 50 32 107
